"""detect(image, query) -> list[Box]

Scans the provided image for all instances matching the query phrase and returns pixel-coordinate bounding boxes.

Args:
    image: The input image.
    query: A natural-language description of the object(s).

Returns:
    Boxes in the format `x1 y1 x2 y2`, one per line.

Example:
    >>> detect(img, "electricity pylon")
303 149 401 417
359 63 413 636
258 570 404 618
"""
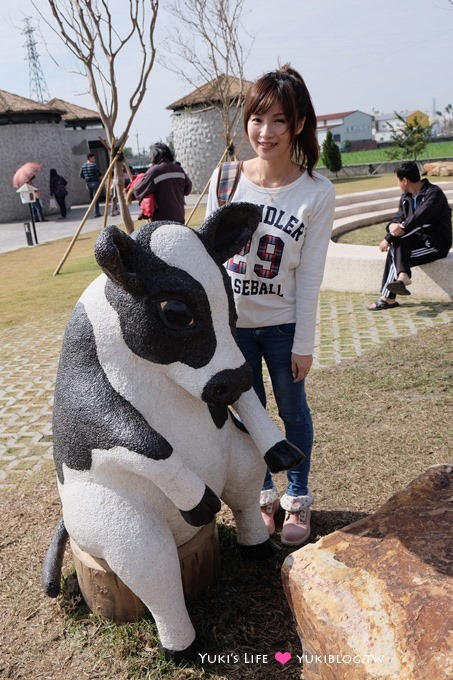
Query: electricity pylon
22 17 51 103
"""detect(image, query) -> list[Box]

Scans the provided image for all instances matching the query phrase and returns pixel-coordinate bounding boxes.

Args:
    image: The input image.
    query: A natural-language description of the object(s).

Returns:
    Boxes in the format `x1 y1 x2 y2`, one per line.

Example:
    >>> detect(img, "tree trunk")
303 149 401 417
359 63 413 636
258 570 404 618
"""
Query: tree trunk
114 159 135 234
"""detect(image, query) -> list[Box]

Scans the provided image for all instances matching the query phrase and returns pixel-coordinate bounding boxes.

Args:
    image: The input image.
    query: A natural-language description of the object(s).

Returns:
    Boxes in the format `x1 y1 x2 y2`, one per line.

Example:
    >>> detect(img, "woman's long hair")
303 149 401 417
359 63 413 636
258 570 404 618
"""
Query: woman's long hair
243 64 319 176
150 142 174 164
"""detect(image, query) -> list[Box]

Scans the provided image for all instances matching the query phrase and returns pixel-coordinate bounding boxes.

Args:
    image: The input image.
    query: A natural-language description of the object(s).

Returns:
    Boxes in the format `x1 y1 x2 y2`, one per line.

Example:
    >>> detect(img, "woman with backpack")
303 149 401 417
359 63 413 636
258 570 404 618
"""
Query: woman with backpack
49 168 68 219
205 64 335 546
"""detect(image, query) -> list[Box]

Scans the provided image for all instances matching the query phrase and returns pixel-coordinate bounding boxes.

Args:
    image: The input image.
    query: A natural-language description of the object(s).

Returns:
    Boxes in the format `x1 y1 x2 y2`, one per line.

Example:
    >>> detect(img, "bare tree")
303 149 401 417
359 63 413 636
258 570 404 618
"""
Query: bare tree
163 0 251 157
34 0 160 233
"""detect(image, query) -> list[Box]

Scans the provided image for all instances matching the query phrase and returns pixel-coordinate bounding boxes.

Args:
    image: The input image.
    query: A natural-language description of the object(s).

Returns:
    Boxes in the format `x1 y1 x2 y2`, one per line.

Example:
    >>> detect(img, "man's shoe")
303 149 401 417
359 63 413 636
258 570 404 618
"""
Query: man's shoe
260 499 280 535
387 280 411 296
281 507 311 546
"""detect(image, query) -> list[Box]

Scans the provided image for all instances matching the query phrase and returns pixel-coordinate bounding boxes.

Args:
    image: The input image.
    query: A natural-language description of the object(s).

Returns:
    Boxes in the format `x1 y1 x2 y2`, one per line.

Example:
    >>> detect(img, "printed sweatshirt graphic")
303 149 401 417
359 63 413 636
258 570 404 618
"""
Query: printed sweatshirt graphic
206 170 335 355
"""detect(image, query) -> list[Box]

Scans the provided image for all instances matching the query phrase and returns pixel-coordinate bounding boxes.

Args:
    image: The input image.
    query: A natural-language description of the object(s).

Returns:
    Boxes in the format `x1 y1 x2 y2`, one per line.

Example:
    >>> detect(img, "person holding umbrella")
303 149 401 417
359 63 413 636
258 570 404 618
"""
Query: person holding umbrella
12 161 42 190
30 175 46 222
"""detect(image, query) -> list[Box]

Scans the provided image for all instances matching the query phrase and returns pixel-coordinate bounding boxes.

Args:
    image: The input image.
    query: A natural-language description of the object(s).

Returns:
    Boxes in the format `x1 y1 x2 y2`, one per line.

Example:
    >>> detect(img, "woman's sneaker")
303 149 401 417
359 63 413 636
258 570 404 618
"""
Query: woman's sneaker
280 492 313 546
259 486 280 535
260 499 280 535
281 507 311 546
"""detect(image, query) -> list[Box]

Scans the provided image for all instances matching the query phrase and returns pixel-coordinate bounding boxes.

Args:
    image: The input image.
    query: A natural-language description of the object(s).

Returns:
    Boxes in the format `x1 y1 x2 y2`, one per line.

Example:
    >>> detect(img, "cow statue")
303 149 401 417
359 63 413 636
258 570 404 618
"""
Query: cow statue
42 202 303 662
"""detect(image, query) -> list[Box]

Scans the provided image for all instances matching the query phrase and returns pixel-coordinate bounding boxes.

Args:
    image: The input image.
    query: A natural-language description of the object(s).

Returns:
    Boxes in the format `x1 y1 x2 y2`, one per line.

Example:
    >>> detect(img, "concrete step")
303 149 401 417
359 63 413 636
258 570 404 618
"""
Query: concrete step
334 187 453 224
333 209 395 233
322 243 453 301
335 199 396 219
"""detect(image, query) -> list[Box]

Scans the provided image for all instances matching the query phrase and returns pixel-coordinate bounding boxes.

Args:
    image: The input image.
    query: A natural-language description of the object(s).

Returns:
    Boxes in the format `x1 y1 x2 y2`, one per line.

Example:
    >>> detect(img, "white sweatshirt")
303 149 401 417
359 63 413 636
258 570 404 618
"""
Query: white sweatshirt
206 168 335 355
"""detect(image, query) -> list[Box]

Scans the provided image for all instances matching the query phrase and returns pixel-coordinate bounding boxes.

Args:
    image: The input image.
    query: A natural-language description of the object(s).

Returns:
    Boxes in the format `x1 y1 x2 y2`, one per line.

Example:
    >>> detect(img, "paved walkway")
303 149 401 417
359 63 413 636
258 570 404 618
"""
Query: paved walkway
1 292 452 490
0 196 205 254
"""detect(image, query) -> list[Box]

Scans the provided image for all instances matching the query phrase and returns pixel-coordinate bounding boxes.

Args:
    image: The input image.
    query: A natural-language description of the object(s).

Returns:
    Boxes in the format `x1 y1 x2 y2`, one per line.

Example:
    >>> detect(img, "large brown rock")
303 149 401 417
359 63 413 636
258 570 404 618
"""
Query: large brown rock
282 465 452 679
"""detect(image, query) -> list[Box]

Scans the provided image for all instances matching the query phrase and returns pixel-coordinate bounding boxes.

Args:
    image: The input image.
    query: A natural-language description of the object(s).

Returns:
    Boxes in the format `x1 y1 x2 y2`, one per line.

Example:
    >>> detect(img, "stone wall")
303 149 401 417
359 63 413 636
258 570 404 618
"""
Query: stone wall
1 122 105 222
170 106 253 193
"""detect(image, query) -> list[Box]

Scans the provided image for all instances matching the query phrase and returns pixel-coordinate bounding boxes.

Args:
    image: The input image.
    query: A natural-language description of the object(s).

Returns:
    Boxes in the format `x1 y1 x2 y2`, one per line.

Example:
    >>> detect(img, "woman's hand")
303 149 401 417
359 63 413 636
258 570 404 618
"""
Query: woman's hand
291 353 313 382
379 239 390 252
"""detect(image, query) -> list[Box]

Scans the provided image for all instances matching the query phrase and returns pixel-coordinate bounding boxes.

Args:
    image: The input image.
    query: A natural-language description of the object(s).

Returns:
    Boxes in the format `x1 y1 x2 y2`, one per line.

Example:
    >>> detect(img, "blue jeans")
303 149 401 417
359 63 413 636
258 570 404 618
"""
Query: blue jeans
32 199 44 222
86 181 101 215
236 324 313 497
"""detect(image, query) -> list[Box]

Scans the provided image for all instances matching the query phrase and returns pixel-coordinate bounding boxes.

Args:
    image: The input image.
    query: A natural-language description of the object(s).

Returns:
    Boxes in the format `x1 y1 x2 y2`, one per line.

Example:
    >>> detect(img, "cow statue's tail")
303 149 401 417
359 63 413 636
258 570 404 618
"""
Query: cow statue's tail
42 517 69 597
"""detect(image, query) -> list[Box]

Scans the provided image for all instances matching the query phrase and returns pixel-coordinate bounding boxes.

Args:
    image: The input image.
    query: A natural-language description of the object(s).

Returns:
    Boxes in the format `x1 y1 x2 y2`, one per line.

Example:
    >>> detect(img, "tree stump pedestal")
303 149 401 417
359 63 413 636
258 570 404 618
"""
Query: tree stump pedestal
70 520 220 623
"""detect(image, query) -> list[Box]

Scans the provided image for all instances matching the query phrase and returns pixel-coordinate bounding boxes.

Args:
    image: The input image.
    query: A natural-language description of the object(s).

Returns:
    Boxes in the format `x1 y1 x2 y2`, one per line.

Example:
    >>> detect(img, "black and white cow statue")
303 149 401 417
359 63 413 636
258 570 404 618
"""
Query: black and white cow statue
42 202 303 662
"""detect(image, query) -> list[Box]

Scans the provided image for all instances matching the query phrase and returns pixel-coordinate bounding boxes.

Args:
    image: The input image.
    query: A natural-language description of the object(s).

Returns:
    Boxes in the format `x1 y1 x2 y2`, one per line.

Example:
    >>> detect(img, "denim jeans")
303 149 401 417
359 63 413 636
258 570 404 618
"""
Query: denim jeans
236 324 313 497
87 181 101 215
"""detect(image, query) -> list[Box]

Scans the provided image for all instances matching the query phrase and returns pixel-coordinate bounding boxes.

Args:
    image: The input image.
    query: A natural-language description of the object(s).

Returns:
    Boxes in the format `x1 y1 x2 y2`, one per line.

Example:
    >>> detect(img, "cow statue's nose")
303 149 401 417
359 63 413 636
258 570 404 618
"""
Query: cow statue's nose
202 364 253 405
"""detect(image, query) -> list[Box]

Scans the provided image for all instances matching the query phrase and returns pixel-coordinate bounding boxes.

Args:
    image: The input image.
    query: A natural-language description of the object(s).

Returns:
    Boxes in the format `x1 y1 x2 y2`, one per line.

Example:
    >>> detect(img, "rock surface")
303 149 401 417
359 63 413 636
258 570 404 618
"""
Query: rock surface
423 161 453 176
282 464 453 679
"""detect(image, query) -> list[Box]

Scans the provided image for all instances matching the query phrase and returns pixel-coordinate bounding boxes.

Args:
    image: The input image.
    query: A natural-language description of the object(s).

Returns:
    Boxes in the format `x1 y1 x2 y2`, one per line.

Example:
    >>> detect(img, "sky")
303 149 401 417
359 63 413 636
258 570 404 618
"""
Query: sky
1 0 452 155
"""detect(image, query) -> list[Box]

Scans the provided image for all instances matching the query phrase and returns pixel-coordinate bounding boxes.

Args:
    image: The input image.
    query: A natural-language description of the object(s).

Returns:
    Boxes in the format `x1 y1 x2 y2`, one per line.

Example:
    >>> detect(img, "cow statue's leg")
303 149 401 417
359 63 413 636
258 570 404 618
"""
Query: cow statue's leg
221 430 271 556
61 478 196 660
234 388 305 471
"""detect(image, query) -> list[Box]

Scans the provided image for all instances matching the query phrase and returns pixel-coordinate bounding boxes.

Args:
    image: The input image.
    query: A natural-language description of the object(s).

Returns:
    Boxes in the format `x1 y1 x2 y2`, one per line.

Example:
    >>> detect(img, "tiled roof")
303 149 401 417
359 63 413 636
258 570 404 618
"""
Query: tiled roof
167 75 253 110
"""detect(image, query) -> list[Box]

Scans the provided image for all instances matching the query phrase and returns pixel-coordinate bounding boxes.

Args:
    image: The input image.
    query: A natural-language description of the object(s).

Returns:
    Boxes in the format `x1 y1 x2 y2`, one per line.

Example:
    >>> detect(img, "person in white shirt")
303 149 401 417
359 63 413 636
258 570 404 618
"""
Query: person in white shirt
206 64 335 546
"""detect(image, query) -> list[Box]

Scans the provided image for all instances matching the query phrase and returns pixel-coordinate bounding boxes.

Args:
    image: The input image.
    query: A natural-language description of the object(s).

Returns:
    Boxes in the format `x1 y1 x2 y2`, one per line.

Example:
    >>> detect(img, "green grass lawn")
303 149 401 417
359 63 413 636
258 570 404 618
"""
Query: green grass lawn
337 140 453 166
335 222 387 246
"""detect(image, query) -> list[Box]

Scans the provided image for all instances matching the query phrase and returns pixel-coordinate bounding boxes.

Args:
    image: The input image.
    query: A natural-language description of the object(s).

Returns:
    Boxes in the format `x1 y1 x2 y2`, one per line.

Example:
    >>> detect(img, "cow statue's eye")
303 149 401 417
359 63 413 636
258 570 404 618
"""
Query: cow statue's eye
159 300 195 328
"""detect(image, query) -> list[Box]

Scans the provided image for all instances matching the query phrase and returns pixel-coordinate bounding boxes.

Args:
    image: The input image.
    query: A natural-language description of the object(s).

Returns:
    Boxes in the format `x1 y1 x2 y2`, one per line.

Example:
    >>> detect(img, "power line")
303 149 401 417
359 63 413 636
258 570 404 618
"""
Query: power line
22 17 51 103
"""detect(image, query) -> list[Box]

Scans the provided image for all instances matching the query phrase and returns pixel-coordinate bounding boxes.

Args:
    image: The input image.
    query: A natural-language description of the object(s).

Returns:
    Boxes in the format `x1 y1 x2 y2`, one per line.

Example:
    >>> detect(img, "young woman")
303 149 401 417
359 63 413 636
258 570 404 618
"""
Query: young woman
206 64 335 546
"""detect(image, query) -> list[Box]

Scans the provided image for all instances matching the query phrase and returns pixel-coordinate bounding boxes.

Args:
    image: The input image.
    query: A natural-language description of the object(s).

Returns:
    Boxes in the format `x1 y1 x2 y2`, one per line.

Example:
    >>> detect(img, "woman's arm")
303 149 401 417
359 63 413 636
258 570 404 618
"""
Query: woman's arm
293 181 335 356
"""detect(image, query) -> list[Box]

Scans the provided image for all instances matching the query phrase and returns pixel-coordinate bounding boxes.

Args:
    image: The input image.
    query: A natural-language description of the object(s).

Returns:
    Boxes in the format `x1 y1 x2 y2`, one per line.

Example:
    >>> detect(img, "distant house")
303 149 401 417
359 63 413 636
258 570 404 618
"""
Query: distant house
373 110 429 144
167 75 254 193
316 110 374 149
0 90 105 222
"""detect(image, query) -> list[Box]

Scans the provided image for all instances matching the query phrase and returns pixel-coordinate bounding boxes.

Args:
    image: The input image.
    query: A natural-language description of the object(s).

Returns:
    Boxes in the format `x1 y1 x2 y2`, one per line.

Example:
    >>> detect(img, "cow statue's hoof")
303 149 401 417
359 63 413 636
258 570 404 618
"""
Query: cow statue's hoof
239 539 278 561
180 485 221 526
264 441 304 473
160 639 198 664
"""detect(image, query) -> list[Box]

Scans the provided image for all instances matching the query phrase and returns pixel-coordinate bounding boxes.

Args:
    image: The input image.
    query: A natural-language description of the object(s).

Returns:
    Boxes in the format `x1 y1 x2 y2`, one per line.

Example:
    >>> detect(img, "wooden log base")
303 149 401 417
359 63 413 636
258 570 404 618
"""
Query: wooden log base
70 520 220 623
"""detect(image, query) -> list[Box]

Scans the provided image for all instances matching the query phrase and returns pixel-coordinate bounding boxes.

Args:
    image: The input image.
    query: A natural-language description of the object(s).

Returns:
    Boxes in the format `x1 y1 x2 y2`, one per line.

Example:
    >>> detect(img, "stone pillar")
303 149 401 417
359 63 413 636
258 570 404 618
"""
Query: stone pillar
282 464 452 679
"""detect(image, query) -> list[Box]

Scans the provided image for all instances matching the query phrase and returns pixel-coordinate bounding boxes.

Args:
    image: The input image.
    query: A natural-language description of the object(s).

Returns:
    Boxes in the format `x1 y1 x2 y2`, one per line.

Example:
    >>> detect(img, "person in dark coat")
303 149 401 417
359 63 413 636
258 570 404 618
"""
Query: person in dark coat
49 168 68 219
133 143 192 224
368 161 452 310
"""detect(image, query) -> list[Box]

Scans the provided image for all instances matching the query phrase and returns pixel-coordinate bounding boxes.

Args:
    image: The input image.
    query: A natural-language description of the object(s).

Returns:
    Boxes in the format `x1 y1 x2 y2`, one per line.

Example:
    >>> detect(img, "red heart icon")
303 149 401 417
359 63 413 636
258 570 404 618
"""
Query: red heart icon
275 651 292 665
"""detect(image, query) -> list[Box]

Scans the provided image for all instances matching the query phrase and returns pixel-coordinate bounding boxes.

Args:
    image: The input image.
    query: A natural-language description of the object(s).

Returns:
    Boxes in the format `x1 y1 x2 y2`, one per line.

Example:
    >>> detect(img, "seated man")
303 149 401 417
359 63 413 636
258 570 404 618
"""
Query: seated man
368 161 452 310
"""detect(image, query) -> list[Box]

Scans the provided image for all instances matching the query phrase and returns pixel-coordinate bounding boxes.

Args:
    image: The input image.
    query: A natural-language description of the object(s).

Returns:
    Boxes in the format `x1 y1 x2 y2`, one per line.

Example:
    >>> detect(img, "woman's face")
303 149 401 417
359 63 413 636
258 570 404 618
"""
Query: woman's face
247 101 301 163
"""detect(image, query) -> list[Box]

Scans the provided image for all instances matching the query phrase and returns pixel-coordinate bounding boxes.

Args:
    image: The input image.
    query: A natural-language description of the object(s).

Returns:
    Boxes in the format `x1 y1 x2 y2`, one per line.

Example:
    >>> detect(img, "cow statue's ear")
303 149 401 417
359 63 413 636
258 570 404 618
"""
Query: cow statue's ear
197 202 261 264
94 225 145 295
